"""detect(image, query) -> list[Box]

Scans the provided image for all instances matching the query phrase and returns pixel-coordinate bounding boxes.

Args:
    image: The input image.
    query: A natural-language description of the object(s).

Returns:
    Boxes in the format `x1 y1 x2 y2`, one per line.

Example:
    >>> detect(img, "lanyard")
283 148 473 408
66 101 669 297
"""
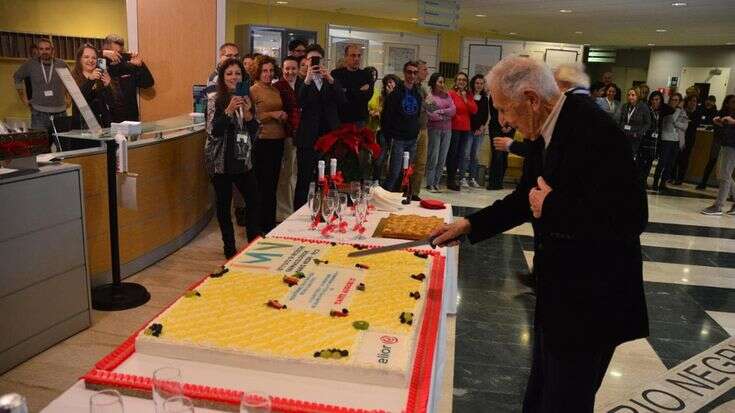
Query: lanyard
626 106 636 124
607 99 614 111
40 60 54 85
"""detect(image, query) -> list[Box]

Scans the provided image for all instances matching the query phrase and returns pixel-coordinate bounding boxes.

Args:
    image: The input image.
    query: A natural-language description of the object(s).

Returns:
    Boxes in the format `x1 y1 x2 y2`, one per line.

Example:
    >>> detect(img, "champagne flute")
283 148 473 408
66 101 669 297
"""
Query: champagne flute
240 391 271 413
307 185 321 230
89 389 124 413
162 396 195 413
321 195 338 238
363 181 375 212
349 182 362 209
353 195 368 240
152 367 183 413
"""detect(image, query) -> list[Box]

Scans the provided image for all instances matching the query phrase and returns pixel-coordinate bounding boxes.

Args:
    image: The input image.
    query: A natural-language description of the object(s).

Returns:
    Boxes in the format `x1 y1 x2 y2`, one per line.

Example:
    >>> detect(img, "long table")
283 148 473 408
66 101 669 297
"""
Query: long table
41 202 458 412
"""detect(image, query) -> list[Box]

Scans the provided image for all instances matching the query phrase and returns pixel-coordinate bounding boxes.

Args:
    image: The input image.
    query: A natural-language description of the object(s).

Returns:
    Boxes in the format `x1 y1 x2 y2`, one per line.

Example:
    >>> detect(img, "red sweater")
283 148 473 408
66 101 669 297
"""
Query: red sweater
449 90 478 131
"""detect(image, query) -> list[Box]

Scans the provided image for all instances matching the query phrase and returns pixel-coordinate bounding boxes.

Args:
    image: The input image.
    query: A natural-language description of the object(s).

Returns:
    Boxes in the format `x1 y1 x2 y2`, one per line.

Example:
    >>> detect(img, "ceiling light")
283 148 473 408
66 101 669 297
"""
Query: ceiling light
727 42 735 45
410 17 418 21
574 31 583 34
475 14 487 17
509 32 518 35
610 371 622 377
656 28 667 32
559 9 573 13
648 43 656 46
275 1 288 4
671 2 687 6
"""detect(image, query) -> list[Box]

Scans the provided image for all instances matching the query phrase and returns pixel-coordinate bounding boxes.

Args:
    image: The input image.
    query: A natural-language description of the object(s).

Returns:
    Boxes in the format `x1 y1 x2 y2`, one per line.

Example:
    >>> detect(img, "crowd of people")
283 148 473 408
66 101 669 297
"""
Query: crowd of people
11 37 735 257
12 36 154 151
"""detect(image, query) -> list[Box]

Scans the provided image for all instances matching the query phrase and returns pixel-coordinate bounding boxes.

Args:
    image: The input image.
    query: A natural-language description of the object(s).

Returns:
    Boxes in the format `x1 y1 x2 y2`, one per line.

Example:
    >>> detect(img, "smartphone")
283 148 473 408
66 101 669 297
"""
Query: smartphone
235 78 250 97
97 58 107 71
311 56 321 67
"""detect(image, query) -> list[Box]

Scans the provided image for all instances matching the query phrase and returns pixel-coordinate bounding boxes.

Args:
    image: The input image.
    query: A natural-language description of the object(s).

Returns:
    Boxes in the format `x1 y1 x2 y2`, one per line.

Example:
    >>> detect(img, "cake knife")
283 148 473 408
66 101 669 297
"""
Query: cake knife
347 235 463 257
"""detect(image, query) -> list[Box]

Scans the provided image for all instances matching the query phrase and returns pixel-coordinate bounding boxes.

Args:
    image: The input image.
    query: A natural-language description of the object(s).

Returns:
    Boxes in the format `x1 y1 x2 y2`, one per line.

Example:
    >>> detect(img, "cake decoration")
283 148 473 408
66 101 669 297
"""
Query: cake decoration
314 349 349 359
355 263 370 269
144 323 163 337
184 290 201 298
330 308 349 317
313 258 329 265
283 275 300 287
357 283 366 291
267 299 287 310
411 273 426 281
409 291 421 300
210 266 229 278
352 321 369 330
414 252 429 259
399 312 414 326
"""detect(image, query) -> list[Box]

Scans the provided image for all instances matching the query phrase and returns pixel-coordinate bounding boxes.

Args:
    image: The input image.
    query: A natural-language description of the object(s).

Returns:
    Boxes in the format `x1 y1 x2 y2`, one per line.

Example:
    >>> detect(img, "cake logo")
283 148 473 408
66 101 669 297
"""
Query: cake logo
380 336 399 345
228 240 324 272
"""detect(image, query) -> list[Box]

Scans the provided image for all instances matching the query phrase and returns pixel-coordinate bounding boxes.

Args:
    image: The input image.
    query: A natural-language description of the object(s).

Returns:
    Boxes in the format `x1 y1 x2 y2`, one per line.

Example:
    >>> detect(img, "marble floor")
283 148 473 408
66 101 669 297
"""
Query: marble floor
1 181 734 412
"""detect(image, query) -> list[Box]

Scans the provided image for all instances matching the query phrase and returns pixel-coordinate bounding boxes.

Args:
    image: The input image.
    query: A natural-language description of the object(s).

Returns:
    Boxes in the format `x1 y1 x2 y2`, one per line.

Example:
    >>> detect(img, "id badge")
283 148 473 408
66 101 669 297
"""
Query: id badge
702 116 706 120
624 125 632 131
44 90 54 97
651 132 659 139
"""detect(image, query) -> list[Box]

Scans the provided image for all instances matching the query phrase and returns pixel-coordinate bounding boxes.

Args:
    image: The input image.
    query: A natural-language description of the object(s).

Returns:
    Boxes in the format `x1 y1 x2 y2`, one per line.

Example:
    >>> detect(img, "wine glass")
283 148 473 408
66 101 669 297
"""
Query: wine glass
163 396 195 413
321 195 339 237
363 181 375 212
89 389 124 413
152 367 183 413
240 391 271 413
307 185 321 230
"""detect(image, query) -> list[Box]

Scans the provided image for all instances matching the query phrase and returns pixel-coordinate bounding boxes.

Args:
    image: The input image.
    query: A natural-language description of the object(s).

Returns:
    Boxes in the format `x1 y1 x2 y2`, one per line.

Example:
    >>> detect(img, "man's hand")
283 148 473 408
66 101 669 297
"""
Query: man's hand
129 52 143 66
430 218 471 248
321 68 334 84
493 137 514 152
529 177 552 219
359 84 370 91
102 49 122 64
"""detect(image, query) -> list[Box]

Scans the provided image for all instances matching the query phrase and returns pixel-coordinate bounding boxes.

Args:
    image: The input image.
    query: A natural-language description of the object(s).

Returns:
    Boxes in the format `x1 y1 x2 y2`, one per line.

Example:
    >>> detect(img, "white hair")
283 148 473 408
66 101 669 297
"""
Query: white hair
487 56 560 102
554 63 590 89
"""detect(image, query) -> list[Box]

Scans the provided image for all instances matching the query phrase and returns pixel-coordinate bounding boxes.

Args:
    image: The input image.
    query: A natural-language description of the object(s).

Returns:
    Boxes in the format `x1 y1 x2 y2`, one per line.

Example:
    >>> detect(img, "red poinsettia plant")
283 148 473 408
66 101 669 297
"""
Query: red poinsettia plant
314 123 382 183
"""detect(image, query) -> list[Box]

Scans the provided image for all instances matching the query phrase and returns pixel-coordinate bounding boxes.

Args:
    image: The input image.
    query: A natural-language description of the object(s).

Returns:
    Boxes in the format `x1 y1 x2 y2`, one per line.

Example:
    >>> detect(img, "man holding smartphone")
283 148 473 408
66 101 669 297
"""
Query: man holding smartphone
102 34 155 122
293 44 346 209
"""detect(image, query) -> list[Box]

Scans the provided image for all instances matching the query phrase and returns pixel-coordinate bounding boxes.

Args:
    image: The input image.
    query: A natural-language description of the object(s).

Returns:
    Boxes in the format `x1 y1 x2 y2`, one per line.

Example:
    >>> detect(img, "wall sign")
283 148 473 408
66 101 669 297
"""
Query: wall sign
418 0 460 30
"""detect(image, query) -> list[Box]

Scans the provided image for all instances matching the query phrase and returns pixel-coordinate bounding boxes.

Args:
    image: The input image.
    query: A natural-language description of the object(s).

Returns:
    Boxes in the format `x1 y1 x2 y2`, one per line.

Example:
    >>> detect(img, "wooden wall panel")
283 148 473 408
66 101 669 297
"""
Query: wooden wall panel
64 132 212 281
136 0 216 121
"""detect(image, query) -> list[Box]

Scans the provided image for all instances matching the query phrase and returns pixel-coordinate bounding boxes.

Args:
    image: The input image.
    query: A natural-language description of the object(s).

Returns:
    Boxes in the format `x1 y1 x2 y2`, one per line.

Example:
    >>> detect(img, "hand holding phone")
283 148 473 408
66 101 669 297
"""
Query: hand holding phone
97 58 107 72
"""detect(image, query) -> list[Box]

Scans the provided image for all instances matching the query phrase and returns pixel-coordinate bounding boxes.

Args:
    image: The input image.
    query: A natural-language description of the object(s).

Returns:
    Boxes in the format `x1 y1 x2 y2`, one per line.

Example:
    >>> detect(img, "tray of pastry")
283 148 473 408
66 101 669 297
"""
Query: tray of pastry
373 213 446 240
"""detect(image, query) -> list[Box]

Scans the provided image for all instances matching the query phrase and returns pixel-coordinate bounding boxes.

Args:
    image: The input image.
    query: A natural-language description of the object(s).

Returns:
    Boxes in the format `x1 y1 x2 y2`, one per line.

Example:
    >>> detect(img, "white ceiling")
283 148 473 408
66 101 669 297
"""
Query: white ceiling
246 0 735 47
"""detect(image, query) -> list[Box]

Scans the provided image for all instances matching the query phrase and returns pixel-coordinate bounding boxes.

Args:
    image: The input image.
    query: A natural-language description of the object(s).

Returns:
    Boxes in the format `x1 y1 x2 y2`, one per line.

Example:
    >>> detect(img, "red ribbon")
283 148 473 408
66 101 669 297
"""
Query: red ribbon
314 123 382 159
339 221 349 233
401 165 415 188
321 223 336 237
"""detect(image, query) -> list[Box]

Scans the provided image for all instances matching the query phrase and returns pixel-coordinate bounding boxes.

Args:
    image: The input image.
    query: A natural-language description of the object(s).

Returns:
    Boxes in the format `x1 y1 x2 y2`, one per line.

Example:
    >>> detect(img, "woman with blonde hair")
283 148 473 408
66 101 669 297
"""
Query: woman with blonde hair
618 87 651 158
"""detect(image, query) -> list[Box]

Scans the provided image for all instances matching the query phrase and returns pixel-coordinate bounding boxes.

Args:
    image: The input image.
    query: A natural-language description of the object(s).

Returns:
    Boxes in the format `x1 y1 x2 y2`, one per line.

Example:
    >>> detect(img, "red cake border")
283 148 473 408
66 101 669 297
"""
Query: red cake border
82 236 447 413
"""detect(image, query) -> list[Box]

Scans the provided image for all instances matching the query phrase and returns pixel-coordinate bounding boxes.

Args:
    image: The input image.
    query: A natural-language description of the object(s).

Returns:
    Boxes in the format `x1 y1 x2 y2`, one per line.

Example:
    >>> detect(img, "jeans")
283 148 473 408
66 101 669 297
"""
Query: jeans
384 138 417 191
31 108 66 131
211 172 261 251
446 130 471 184
715 146 735 208
425 128 452 187
462 132 483 180
653 141 679 188
254 139 284 233
373 131 391 182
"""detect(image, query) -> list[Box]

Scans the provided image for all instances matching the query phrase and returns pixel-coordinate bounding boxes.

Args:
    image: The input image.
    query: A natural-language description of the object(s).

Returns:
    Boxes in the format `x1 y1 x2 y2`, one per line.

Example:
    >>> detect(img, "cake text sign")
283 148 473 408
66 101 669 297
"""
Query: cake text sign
355 331 410 369
283 265 365 315
228 240 325 273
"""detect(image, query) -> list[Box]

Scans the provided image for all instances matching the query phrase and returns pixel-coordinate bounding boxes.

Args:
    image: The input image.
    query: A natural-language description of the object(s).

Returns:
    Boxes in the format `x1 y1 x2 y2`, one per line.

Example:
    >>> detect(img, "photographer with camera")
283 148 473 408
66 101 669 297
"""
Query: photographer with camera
101 34 154 122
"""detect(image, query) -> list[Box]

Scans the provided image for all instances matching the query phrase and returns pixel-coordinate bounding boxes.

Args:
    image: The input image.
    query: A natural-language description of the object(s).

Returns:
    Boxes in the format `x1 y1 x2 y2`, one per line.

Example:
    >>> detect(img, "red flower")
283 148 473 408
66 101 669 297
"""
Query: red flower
315 124 382 159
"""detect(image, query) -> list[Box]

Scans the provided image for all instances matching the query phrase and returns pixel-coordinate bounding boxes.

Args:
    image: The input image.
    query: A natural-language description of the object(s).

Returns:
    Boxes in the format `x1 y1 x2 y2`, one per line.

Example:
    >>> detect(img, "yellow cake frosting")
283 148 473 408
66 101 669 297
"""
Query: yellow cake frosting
135 238 435 387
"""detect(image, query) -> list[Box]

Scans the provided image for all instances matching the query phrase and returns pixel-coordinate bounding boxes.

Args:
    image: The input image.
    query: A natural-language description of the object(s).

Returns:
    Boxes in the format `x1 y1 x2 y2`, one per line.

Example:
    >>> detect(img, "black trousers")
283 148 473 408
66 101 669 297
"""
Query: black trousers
254 139 284 232
487 144 508 188
523 325 616 413
211 172 261 249
700 138 722 187
294 146 321 210
673 133 696 182
653 141 679 187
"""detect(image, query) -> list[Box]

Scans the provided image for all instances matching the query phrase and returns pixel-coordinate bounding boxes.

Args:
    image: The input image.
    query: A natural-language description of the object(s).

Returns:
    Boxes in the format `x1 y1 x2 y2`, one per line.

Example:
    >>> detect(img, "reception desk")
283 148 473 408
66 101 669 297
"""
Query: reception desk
686 128 716 185
58 116 213 287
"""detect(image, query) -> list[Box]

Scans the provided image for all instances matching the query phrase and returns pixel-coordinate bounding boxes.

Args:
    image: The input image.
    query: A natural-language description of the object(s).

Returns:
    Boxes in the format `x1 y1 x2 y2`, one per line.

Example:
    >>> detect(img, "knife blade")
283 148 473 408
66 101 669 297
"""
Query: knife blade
347 236 437 258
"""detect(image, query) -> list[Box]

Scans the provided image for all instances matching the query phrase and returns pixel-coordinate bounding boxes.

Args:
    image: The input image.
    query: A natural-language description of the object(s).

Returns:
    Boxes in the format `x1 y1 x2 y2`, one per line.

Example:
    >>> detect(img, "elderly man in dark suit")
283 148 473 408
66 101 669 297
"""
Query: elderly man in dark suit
432 56 649 412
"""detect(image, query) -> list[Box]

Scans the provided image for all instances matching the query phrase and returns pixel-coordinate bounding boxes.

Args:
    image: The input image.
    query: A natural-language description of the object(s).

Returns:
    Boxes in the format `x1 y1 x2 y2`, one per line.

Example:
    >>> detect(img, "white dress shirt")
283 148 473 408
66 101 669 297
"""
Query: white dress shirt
539 94 566 148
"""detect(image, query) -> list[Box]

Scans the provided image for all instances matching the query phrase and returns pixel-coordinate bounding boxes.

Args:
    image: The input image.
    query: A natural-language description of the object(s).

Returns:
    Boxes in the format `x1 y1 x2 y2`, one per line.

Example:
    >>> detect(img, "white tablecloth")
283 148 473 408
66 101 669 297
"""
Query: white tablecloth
42 203 458 413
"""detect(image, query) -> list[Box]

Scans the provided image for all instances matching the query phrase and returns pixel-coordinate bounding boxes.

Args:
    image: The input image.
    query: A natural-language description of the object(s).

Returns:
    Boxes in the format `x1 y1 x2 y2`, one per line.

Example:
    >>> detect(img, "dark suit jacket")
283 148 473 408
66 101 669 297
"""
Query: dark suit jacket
295 78 346 149
466 94 649 351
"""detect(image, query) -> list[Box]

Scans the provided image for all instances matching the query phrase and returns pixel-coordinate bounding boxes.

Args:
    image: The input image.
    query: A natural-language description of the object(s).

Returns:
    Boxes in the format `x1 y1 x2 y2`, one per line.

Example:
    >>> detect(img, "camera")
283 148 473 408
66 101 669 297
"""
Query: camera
311 56 321 67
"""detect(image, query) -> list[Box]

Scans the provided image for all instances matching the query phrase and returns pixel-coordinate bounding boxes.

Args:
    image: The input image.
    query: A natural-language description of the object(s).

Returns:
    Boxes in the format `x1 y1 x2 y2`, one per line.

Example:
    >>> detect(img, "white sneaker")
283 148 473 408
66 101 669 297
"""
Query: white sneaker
460 178 469 188
468 178 479 188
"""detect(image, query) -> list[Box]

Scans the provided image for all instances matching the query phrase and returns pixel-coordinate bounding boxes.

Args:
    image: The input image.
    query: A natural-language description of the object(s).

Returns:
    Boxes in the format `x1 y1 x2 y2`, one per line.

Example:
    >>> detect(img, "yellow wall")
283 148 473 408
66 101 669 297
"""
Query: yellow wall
227 2 498 64
0 0 127 119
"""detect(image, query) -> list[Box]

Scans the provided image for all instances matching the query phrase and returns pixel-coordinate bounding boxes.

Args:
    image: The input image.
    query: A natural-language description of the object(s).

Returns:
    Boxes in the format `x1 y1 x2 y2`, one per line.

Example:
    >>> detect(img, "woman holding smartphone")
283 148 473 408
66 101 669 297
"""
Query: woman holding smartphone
205 58 262 258
250 55 287 232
